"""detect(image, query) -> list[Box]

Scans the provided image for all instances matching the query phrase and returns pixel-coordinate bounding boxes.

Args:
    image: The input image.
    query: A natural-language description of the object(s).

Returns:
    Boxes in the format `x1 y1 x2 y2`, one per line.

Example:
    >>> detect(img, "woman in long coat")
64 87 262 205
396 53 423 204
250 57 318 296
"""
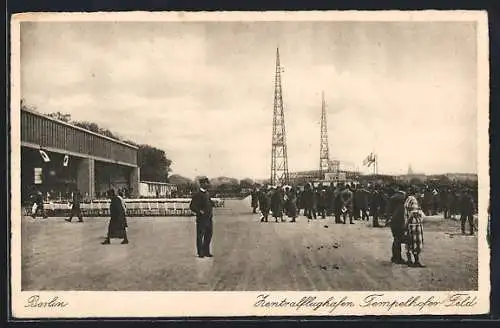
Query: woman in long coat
404 187 425 267
302 183 316 221
284 186 298 223
258 186 271 223
270 187 284 223
102 189 129 245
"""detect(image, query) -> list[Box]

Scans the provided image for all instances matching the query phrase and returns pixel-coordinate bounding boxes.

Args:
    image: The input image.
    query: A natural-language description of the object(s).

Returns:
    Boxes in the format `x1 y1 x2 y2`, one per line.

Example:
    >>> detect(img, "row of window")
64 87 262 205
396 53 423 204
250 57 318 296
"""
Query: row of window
21 111 137 165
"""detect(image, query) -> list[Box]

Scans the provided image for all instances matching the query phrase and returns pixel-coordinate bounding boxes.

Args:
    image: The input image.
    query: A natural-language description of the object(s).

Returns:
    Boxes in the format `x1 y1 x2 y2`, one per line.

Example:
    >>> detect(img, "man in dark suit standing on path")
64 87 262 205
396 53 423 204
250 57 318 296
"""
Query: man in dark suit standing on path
388 184 407 264
190 177 214 258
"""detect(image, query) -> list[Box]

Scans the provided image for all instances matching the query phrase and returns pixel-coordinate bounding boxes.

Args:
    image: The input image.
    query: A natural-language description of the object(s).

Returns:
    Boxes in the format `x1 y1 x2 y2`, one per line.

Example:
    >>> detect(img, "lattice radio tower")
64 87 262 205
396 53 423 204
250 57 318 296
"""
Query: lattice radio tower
319 91 330 177
270 48 289 186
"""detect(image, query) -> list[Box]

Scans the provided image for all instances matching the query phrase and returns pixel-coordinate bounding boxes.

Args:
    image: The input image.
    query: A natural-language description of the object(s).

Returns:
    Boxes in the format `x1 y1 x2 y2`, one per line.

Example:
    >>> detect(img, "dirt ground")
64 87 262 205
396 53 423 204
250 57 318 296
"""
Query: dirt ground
21 198 478 291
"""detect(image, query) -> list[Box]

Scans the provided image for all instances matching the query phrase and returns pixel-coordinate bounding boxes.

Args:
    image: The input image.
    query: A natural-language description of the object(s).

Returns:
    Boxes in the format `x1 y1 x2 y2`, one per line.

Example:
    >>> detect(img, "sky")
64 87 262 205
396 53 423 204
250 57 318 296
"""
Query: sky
20 20 479 180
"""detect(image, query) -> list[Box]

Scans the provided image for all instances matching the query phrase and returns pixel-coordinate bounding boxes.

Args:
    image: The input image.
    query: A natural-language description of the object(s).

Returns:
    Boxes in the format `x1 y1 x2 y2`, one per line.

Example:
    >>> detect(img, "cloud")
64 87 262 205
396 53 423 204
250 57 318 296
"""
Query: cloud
20 21 479 179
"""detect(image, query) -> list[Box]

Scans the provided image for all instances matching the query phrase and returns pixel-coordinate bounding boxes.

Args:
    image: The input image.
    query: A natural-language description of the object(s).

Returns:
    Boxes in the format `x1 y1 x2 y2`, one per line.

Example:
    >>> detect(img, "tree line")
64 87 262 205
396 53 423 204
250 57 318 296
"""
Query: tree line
21 100 259 192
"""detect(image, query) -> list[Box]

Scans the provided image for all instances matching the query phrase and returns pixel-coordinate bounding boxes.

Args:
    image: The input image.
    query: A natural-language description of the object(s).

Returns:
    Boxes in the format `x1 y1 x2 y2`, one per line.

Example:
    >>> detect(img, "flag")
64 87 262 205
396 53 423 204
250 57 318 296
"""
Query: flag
363 152 376 167
39 149 50 163
363 153 372 166
63 155 69 167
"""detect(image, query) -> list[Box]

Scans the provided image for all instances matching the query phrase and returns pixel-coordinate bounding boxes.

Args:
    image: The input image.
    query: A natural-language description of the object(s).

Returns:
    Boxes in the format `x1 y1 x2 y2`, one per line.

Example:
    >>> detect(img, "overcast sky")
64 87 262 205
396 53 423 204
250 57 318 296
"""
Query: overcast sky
21 21 478 180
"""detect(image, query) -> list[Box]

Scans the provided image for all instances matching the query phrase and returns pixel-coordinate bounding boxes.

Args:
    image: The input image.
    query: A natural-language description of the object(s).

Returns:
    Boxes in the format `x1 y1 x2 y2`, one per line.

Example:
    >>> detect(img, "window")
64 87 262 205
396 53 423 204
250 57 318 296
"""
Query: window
34 167 42 184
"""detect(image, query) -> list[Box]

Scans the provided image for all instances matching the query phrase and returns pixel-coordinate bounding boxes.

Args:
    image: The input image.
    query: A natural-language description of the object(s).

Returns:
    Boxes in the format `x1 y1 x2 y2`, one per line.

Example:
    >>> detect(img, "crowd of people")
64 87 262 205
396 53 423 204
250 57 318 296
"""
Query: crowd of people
250 180 477 267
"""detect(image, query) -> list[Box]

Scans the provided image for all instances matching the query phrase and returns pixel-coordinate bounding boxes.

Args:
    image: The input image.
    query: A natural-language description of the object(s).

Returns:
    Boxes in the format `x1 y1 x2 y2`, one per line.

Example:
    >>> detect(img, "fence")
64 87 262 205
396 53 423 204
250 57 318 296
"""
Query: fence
24 198 225 217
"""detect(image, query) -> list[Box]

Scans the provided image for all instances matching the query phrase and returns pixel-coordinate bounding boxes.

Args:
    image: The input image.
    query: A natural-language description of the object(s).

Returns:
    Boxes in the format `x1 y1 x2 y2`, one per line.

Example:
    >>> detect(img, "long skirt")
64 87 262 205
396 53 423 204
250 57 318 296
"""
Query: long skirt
272 207 283 218
107 216 128 239
285 202 297 218
405 217 424 255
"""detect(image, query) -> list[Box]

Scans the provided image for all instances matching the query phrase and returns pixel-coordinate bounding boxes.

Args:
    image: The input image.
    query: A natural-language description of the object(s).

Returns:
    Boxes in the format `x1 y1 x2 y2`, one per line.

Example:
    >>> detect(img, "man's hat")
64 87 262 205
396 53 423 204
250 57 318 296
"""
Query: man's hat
198 176 210 184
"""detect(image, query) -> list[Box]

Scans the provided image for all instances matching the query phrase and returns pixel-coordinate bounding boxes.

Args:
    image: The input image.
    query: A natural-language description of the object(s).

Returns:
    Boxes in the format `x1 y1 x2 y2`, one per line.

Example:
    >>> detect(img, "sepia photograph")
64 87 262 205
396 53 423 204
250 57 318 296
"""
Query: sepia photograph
10 11 489 317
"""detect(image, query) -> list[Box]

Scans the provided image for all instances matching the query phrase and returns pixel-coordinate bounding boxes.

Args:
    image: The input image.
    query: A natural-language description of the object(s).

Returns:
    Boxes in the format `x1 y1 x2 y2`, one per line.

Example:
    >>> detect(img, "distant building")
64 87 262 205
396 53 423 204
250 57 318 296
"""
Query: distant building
407 164 414 175
21 108 140 202
289 169 360 185
396 164 427 183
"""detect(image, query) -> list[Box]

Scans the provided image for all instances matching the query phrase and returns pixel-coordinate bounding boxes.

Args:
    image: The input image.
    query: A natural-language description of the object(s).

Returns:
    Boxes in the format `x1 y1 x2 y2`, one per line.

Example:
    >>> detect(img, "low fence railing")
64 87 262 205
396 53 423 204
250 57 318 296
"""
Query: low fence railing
23 198 225 217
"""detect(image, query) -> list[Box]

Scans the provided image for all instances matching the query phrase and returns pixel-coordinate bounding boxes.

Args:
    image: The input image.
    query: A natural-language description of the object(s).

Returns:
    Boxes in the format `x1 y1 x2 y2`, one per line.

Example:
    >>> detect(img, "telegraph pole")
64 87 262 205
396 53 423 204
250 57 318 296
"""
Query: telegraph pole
319 91 329 179
270 48 289 186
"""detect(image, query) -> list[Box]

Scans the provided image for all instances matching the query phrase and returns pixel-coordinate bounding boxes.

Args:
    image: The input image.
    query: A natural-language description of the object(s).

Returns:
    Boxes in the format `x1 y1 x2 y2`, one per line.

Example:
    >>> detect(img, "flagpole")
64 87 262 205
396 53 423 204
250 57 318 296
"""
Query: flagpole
373 133 377 176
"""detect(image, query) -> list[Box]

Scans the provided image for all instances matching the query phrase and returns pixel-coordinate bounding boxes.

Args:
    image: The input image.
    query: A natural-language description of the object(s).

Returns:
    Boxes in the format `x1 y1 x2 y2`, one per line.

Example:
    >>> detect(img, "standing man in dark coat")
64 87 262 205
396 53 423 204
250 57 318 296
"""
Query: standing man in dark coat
352 184 360 220
31 190 48 219
327 184 335 216
388 185 407 264
189 177 214 258
423 186 433 216
317 188 328 219
302 183 316 221
370 185 384 227
284 186 298 222
356 185 370 221
447 189 456 220
189 177 213 258
333 183 343 223
258 186 271 222
460 188 475 235
440 187 450 219
271 187 285 222
251 187 259 213
341 184 354 224
102 189 129 245
66 189 83 222
296 188 303 216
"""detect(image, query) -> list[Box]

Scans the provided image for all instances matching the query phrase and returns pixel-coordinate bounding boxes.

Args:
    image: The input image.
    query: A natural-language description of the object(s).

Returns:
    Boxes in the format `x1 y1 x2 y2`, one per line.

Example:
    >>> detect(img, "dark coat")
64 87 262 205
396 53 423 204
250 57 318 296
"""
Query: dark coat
35 193 44 206
72 192 81 209
258 190 271 212
327 188 336 209
354 188 369 209
251 191 259 208
285 192 298 217
460 193 475 214
370 190 385 211
389 191 406 229
333 188 343 209
302 189 315 209
340 189 353 209
271 190 284 217
108 195 127 239
317 190 328 208
189 189 213 222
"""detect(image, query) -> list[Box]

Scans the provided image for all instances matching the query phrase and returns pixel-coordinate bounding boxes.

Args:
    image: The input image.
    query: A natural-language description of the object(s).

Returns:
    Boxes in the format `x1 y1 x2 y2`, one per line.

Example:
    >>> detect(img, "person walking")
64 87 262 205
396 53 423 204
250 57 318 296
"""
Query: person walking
102 189 129 245
31 190 47 219
460 188 475 235
189 177 214 258
65 189 83 222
